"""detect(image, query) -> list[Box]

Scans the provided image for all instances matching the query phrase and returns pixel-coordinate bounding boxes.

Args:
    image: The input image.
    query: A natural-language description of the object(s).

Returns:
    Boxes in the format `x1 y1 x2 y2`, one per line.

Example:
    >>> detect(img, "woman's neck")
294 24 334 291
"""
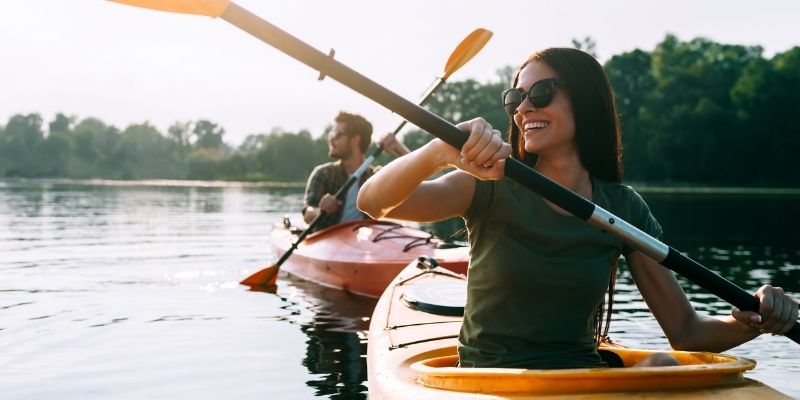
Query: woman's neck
534 155 593 211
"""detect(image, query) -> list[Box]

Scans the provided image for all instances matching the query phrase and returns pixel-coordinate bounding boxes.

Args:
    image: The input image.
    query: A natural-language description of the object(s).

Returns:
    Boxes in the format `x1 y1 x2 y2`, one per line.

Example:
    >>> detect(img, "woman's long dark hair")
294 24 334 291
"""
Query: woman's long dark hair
507 48 624 345
507 48 623 183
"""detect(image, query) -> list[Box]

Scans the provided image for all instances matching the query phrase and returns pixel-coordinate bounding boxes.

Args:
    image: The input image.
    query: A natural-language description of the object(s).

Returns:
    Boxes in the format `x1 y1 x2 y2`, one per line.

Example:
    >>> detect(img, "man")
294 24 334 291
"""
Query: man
302 111 409 232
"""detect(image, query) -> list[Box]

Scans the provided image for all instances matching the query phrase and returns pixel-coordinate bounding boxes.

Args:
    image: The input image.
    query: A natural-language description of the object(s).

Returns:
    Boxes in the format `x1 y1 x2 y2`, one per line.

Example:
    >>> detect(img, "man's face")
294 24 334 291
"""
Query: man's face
328 122 353 159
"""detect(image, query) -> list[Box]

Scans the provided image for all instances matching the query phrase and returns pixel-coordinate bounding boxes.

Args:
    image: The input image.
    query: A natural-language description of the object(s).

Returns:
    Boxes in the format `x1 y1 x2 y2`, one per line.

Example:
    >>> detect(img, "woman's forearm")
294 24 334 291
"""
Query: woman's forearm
358 139 452 219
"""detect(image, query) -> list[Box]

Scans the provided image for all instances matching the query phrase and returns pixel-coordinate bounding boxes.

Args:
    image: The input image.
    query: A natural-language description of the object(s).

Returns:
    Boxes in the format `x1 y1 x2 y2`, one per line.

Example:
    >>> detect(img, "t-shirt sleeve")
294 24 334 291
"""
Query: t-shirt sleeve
464 178 493 220
621 188 663 256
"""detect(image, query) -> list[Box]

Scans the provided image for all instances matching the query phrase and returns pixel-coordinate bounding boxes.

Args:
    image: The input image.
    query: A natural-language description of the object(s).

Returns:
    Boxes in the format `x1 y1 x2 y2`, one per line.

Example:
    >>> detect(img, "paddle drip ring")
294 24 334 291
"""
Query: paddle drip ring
317 48 335 81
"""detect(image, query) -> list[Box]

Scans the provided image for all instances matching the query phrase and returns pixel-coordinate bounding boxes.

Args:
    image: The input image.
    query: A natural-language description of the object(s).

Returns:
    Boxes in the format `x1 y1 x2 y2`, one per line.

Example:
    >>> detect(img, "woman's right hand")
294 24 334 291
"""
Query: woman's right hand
444 117 511 180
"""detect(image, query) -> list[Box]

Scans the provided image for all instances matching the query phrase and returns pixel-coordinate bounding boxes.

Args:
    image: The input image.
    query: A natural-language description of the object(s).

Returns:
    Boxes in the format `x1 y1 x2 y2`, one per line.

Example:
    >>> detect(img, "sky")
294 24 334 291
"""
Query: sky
2 0 799 146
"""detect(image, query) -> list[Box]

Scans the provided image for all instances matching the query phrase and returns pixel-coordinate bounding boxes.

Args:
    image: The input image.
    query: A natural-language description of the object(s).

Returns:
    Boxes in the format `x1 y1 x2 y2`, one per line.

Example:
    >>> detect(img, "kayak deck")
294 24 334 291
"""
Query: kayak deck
367 258 791 399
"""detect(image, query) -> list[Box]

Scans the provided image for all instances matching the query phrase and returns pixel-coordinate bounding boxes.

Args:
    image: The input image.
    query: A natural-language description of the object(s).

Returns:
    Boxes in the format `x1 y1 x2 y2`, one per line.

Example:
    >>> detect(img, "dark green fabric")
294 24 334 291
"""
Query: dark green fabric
458 178 662 369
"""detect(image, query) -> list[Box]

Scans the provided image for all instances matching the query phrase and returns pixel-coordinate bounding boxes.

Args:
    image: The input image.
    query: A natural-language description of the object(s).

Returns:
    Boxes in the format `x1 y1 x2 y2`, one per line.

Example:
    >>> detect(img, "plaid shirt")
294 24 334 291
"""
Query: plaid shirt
303 160 377 232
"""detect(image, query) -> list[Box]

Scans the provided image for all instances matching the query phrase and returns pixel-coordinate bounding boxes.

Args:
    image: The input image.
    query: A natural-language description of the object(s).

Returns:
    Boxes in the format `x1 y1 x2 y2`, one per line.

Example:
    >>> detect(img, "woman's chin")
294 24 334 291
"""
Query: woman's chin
522 140 542 154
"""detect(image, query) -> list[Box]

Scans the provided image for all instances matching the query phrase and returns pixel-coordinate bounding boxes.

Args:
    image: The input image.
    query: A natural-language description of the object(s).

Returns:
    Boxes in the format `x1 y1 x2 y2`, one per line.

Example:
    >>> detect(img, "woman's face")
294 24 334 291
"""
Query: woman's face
513 62 576 157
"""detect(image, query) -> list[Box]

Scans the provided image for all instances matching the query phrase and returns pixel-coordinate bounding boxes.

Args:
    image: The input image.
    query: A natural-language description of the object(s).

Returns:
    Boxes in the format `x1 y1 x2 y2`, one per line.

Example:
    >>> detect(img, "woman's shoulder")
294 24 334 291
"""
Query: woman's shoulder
593 179 650 211
595 179 641 197
595 178 661 236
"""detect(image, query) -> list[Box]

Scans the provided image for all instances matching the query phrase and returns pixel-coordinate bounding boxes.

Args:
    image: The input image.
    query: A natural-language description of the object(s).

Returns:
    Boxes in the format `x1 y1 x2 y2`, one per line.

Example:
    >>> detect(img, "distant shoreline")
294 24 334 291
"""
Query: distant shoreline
632 185 800 197
0 177 306 189
2 178 798 196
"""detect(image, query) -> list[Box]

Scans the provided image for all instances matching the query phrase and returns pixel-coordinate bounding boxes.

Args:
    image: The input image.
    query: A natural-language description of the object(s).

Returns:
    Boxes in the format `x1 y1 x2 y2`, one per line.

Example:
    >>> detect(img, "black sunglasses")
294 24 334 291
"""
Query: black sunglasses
501 78 567 115
330 130 351 140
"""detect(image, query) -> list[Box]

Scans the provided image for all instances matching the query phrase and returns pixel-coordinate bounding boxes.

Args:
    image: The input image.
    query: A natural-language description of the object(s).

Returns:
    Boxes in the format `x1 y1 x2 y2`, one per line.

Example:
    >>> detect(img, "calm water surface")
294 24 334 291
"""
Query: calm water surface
1 179 798 399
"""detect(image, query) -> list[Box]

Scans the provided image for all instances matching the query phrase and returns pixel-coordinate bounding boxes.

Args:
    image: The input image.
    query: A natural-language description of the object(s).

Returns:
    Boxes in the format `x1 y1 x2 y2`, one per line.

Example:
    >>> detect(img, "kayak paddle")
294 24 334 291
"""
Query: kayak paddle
236 27 491 287
107 0 799 344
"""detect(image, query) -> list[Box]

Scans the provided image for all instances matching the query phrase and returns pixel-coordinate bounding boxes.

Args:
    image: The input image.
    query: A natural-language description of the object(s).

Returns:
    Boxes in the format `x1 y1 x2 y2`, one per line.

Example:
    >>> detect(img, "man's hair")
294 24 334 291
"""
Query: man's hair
335 111 372 153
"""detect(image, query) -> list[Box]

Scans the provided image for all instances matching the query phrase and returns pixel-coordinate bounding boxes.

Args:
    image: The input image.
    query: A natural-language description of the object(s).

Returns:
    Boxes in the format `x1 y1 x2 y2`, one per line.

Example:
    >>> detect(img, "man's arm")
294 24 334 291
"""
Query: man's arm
303 166 325 224
303 164 342 225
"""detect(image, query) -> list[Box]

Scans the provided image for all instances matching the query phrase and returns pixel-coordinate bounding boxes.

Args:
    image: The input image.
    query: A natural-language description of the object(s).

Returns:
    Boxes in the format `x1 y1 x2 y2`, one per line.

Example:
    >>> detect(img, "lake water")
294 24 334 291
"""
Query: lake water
1 179 798 399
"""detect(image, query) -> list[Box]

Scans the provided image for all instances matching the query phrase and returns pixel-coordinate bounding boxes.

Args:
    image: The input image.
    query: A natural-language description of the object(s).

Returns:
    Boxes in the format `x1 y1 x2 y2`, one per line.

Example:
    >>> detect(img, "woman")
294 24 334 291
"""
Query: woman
357 48 797 369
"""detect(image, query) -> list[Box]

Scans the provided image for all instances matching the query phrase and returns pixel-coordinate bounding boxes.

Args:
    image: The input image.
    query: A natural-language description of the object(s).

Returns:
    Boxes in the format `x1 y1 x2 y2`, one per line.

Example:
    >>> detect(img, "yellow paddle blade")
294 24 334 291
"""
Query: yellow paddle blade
107 0 230 18
240 264 279 287
442 28 492 79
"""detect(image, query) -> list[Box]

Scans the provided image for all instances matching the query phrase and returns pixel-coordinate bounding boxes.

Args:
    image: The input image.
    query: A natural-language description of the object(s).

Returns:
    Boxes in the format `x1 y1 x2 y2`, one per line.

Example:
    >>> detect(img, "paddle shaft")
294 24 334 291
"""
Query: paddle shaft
219 2 799 343
366 75 445 164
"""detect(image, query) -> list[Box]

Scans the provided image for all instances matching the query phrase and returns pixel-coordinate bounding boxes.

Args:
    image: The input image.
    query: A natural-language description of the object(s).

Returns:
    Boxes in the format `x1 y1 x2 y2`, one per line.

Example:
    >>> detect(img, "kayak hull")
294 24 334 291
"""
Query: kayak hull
367 259 790 399
270 220 469 298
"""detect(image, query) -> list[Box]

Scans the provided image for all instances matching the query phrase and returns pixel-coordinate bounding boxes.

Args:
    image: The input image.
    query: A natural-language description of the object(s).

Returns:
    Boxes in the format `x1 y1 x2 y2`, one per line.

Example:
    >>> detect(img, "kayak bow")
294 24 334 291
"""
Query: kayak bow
269 220 468 298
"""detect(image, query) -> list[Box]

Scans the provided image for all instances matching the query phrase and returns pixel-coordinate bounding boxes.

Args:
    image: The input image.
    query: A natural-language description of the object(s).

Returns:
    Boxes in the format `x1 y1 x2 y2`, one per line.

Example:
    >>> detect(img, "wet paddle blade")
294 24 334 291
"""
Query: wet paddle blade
107 0 230 17
442 28 492 79
240 264 279 287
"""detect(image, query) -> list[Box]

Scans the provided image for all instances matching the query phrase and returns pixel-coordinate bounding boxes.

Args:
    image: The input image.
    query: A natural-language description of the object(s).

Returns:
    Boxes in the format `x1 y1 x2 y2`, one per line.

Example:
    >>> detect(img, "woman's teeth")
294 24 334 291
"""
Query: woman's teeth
524 121 549 131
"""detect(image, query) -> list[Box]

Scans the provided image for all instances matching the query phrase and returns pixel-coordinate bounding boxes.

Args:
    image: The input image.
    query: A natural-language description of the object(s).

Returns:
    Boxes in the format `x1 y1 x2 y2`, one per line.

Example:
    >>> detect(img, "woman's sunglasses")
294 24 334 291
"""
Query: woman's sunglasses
501 78 567 115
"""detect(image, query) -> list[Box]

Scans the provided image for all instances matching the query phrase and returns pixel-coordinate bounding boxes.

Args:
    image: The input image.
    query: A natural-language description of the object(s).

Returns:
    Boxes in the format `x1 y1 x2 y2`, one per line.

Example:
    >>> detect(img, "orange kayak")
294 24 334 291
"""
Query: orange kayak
367 258 790 399
270 219 469 298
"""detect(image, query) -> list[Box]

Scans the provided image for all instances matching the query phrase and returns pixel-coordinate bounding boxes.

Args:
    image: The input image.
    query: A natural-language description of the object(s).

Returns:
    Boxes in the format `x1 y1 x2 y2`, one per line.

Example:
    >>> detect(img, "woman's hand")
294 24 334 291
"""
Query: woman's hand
732 285 798 335
449 117 511 180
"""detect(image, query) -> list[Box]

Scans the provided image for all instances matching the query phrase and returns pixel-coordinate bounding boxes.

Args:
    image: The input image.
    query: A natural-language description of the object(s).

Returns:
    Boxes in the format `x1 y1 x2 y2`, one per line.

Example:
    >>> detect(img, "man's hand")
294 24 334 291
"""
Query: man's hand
318 193 341 214
303 193 341 224
379 133 410 157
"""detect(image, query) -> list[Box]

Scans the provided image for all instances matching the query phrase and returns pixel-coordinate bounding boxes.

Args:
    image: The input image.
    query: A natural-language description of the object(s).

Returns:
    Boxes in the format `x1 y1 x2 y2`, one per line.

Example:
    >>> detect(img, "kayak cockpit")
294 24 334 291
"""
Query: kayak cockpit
368 258 790 399
409 345 757 396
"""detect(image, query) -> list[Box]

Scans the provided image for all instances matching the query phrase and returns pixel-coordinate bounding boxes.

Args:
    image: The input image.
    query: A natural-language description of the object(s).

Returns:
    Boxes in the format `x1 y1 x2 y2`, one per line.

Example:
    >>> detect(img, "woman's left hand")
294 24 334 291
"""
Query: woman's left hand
452 118 511 181
732 285 798 335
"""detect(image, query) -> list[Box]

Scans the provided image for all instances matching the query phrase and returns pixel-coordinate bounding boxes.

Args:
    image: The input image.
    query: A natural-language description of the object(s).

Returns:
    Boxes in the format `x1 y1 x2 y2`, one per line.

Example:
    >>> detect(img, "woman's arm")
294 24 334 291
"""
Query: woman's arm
358 118 510 222
358 138 475 222
626 251 798 352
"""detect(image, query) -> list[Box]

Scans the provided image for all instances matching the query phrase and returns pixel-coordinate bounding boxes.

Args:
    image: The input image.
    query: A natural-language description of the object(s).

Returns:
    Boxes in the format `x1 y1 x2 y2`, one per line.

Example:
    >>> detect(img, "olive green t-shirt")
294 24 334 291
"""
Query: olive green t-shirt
459 178 662 369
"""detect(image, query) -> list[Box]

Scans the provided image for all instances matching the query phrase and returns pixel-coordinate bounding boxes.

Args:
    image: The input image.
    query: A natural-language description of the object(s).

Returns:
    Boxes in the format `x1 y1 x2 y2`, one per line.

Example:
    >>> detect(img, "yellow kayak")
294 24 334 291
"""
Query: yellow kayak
367 257 791 399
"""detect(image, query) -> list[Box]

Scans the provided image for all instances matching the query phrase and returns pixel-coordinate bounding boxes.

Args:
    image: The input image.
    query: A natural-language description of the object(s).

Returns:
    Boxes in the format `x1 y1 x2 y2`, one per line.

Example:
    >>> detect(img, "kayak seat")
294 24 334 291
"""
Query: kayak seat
598 349 625 368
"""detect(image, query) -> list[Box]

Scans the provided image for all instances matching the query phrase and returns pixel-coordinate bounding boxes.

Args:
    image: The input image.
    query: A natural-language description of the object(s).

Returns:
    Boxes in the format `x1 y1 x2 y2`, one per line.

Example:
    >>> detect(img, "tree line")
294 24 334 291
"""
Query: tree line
1 35 797 186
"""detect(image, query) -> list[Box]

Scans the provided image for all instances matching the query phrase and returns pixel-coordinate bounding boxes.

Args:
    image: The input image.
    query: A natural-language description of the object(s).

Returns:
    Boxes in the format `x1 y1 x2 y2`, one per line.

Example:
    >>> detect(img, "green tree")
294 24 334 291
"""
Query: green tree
572 36 598 58
34 131 71 177
258 129 320 181
49 113 74 134
68 117 120 178
647 35 763 183
192 120 226 150
113 123 185 179
168 121 192 160
605 49 658 181
731 47 800 185
186 148 224 180
0 113 44 176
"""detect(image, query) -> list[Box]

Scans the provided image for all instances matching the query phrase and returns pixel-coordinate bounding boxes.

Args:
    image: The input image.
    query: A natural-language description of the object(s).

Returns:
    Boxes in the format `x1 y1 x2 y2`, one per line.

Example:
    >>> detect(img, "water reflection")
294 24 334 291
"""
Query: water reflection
270 273 376 400
3 179 798 399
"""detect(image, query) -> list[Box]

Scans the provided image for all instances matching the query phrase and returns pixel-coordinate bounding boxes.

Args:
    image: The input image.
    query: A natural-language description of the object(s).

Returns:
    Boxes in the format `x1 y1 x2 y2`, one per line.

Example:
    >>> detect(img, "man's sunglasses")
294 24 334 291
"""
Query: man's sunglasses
501 78 567 115
330 130 351 140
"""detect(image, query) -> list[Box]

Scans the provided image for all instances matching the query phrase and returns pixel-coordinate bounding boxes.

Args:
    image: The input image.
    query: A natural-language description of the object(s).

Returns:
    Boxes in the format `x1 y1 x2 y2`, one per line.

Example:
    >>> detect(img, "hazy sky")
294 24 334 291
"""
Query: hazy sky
3 0 799 146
